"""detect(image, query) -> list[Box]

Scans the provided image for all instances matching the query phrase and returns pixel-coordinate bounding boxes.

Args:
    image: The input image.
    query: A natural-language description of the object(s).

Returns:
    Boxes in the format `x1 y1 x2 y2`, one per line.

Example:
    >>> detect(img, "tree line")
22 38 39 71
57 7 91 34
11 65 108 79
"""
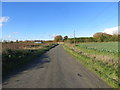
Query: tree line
54 32 119 43
3 32 119 43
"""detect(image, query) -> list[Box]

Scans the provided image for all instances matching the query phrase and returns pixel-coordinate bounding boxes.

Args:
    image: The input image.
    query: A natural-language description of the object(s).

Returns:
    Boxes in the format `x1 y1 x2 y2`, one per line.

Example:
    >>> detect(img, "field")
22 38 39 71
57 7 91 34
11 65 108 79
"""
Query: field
63 42 119 88
2 42 58 76
78 42 118 54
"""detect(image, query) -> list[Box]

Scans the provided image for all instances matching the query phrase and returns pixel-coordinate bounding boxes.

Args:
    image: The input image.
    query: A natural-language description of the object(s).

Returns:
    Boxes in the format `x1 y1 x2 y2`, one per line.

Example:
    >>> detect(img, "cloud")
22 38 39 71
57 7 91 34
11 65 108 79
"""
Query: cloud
103 26 120 35
69 34 73 38
0 16 9 28
0 16 9 23
13 32 19 34
0 24 2 27
7 35 11 40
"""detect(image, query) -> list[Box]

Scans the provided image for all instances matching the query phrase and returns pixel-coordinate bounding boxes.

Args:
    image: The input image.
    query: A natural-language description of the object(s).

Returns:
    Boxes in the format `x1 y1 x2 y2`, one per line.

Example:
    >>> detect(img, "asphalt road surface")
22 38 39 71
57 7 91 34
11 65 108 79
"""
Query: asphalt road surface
3 45 110 88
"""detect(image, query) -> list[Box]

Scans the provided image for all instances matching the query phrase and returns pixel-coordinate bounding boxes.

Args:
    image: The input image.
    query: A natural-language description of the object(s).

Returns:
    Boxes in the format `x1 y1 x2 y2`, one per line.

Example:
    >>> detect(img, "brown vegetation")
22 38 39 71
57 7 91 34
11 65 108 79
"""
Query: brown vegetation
54 35 63 42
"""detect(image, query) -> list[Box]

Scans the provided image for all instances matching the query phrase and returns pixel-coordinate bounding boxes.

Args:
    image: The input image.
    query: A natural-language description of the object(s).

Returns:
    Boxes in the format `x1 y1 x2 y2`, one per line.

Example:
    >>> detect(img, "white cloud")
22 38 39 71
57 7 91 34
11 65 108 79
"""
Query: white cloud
103 26 120 35
0 17 9 23
7 35 11 39
0 24 2 27
69 34 73 38
13 32 19 34
0 16 9 28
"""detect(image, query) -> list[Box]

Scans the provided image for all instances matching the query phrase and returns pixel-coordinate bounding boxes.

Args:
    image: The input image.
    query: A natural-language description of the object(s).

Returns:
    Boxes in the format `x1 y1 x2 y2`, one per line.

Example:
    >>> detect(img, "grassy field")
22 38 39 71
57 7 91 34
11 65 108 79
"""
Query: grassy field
78 42 118 54
63 42 119 88
2 42 58 76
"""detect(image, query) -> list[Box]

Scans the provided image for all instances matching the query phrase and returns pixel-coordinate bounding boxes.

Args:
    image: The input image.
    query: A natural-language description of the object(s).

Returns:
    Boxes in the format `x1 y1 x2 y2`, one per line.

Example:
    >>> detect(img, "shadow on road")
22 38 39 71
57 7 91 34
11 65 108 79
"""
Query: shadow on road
2 52 51 83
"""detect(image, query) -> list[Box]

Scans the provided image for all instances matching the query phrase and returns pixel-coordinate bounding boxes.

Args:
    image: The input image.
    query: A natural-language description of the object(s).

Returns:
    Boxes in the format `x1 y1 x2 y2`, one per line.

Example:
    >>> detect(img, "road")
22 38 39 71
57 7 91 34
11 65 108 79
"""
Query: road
3 45 110 88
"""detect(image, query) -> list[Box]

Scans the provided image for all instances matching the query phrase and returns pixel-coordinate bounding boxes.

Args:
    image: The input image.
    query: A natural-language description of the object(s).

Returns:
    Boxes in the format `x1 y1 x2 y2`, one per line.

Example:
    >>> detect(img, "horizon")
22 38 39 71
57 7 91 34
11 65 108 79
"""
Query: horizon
1 2 118 41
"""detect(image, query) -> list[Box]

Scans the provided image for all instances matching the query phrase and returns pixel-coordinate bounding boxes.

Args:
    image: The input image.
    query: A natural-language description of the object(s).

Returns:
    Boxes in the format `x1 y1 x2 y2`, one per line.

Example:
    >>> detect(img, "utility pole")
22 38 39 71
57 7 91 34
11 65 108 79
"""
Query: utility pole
74 30 76 46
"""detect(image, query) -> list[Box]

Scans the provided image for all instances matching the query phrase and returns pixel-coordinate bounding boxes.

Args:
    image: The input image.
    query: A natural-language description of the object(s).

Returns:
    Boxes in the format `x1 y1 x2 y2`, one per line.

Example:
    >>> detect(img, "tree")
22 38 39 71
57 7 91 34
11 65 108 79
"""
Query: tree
93 32 112 42
111 34 118 41
64 36 68 40
54 35 63 42
16 40 19 43
3 40 8 43
10 41 14 43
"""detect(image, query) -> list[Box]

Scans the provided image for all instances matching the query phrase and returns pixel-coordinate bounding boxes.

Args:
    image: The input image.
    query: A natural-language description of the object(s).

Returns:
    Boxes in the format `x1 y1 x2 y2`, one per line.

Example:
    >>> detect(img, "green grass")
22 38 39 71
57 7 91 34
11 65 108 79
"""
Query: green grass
76 42 119 68
63 44 119 88
78 42 119 54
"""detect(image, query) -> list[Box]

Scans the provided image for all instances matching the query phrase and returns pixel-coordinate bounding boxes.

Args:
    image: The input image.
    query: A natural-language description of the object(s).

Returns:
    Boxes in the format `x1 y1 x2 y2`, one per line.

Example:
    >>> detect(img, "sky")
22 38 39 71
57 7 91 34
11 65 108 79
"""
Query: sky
2 0 119 2
1 2 118 41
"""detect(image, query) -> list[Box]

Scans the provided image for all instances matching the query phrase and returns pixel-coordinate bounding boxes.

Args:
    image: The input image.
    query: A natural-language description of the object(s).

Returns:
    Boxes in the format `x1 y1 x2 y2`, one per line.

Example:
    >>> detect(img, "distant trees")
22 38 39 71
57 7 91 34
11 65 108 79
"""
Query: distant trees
93 32 119 42
111 34 118 41
64 36 68 40
3 32 118 45
54 35 63 42
63 32 119 44
93 32 112 42
16 40 19 43
64 37 95 43
10 41 14 43
63 36 68 42
3 40 8 43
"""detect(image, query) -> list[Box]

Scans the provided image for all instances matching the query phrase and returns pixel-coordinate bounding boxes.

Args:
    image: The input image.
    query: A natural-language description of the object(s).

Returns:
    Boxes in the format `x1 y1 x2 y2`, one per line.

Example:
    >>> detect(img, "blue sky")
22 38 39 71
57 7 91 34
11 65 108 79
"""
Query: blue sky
2 2 118 40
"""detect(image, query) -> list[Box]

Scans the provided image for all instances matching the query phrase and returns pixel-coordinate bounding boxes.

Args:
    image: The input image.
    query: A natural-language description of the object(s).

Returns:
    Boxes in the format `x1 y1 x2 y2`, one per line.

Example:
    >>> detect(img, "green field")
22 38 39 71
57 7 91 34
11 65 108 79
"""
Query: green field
63 42 119 88
78 42 119 54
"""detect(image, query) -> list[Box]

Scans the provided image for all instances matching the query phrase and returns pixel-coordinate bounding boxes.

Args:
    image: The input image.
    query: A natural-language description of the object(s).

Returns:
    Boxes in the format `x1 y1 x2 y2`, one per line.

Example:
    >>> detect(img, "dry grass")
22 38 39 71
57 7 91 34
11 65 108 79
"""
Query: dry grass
63 43 119 88
65 43 118 68
2 42 56 51
2 42 58 76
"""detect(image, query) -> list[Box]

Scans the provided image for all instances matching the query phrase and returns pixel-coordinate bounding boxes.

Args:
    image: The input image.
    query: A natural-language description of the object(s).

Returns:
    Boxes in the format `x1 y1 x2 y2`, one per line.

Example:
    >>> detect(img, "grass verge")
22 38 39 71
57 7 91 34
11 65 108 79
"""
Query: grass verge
62 44 119 88
75 45 118 68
